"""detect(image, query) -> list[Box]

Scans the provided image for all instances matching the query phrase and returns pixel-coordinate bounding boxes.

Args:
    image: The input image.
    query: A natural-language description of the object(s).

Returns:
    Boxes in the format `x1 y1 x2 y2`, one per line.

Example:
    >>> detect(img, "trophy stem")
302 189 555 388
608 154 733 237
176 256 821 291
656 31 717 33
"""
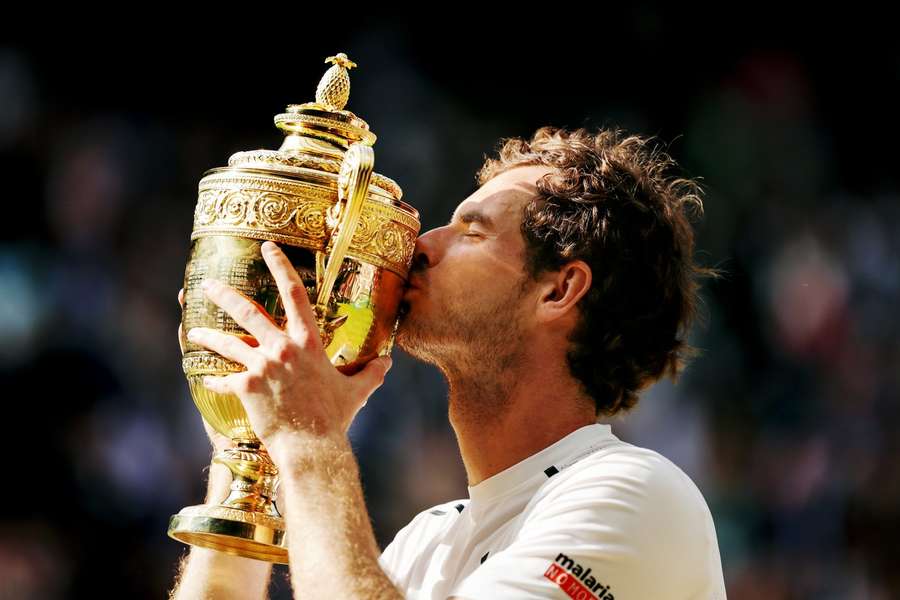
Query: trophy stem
214 441 281 516
168 440 288 563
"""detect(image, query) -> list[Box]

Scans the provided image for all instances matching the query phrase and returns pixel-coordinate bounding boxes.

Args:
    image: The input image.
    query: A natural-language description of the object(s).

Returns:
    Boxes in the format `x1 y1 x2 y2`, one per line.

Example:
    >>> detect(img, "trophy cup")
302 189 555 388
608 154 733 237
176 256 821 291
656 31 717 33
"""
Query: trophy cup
167 52 420 564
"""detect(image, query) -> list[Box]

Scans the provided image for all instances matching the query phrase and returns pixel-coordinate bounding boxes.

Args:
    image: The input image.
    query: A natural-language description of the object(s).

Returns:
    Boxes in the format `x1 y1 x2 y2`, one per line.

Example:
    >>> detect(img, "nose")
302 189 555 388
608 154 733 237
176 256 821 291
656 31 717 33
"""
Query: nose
410 226 445 274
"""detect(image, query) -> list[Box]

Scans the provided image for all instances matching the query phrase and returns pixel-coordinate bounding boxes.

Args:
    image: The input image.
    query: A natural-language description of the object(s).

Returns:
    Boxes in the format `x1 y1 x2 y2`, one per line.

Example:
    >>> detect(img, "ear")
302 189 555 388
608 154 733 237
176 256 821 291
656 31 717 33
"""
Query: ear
535 260 592 323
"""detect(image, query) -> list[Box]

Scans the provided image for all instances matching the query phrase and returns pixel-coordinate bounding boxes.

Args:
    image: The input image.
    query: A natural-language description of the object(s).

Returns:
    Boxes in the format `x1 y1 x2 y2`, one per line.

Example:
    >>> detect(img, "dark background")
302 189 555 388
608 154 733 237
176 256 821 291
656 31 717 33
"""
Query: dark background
2 10 898 599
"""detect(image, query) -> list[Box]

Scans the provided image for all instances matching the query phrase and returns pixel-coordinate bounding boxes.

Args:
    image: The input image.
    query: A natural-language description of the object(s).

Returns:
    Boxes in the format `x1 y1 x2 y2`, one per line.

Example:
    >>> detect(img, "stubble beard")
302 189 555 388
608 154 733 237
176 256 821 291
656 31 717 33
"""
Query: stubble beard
395 280 531 426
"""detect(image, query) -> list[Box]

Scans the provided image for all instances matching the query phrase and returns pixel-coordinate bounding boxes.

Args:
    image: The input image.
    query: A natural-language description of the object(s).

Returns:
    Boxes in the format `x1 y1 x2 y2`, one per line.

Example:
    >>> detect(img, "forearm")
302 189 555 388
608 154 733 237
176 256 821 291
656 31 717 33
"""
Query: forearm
275 434 403 600
169 461 274 600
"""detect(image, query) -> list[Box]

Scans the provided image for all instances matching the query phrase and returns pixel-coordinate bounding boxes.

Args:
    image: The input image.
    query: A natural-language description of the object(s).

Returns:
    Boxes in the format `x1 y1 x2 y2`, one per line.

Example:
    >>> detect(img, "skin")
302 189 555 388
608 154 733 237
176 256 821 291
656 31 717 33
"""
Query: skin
169 165 597 599
396 165 597 484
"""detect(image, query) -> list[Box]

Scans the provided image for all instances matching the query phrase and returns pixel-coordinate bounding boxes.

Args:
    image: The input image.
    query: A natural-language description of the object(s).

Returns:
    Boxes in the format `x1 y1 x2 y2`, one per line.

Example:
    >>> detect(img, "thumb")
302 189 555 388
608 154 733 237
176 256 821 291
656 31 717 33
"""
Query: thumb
352 355 393 400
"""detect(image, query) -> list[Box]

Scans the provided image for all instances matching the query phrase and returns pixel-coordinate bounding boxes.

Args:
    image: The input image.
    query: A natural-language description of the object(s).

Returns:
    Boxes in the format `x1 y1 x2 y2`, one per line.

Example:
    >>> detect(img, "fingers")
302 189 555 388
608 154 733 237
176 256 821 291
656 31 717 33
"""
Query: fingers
187 327 262 370
260 241 319 345
201 279 283 347
351 355 393 400
200 372 244 395
179 287 261 354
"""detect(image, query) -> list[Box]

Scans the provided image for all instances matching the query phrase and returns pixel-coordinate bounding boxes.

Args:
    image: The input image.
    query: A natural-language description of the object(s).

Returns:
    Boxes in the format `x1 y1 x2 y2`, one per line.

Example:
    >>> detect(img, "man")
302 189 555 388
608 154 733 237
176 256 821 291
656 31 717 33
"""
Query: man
170 126 727 599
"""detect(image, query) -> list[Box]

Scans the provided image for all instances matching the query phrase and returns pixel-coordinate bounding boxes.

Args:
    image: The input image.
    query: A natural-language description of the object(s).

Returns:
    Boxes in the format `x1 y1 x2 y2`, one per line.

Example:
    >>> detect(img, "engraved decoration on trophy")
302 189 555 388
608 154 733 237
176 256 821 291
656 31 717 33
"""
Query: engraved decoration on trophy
167 53 420 564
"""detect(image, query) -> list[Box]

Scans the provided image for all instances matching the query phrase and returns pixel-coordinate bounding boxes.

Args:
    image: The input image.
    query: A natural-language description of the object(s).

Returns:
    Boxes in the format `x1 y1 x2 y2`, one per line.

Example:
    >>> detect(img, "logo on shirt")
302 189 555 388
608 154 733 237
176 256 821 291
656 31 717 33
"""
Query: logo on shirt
544 553 615 600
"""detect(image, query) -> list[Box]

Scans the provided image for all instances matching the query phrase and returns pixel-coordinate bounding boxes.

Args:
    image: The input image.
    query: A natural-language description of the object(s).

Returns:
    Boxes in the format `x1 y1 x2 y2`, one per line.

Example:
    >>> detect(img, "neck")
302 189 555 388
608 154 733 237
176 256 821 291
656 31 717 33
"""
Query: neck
443 355 597 486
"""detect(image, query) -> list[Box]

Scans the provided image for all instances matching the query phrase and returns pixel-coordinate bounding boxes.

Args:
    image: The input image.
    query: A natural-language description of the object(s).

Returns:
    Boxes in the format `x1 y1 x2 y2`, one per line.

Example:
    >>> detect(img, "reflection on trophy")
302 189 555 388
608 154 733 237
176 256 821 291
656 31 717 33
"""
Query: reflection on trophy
167 52 420 564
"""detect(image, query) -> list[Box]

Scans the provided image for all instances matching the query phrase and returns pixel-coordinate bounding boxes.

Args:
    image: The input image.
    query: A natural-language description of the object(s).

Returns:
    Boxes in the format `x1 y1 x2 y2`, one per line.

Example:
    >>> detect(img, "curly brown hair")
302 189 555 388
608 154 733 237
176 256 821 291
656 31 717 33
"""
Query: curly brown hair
476 126 722 417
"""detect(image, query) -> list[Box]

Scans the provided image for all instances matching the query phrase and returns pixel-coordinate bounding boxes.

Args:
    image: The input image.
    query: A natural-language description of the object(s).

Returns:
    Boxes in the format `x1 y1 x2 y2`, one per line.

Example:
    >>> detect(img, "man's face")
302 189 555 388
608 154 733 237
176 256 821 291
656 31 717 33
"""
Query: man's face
396 165 554 370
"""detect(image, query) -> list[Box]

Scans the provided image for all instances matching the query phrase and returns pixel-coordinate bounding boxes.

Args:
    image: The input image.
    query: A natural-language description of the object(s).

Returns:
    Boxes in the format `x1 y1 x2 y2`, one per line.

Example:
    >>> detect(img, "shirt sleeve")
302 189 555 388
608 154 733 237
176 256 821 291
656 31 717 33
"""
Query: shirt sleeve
379 501 468 593
379 510 426 591
448 450 726 600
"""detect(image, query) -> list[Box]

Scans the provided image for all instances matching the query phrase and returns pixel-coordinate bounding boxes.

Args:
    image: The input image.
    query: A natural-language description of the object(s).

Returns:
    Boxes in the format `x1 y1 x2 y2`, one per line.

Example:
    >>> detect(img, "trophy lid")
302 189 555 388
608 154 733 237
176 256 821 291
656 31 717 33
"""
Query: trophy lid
274 53 377 149
225 52 405 204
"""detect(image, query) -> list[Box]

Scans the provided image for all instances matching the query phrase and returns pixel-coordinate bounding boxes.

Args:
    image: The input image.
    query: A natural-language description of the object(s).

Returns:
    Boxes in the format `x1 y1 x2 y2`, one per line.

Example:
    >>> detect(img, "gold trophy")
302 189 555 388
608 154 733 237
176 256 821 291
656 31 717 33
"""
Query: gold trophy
167 52 420 564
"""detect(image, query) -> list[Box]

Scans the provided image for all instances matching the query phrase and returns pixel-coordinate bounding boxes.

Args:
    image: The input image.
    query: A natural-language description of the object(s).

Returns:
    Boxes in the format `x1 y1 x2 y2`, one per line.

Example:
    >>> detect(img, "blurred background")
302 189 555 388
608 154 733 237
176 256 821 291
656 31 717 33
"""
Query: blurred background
2 9 898 599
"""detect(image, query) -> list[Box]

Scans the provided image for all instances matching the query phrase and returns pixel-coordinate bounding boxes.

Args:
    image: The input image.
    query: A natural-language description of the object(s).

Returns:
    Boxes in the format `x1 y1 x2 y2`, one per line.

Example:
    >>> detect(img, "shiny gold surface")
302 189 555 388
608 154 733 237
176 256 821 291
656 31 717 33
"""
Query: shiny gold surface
169 442 287 563
316 143 374 312
168 51 419 563
224 150 404 200
192 164 416 278
180 239 406 439
316 53 356 111
273 53 377 152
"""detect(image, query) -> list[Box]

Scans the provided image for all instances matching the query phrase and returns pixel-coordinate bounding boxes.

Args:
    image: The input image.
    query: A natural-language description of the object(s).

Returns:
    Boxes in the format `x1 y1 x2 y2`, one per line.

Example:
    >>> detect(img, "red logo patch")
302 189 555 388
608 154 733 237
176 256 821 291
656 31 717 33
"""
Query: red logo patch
544 563 597 600
544 554 614 600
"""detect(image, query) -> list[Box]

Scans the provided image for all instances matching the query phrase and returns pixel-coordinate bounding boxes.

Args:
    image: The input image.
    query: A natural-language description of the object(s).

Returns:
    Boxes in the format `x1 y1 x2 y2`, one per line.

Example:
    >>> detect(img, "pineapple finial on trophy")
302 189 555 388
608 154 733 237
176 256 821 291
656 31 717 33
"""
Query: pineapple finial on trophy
316 53 357 111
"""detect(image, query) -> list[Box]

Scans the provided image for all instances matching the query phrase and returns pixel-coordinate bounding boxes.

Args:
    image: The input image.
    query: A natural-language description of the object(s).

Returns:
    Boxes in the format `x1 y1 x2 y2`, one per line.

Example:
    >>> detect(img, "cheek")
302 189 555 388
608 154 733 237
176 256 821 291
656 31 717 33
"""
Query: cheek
435 262 492 297
442 270 516 311
431 242 525 302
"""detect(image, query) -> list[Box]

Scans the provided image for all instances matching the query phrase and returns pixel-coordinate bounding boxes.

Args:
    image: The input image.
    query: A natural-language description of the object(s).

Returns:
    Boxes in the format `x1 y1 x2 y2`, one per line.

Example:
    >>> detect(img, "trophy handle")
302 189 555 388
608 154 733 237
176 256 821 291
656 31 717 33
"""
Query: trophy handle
315 142 375 321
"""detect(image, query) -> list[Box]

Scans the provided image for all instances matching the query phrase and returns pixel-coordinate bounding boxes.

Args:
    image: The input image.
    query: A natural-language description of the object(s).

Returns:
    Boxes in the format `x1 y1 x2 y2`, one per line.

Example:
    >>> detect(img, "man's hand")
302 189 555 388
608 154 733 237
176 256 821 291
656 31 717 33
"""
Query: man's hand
181 241 402 599
184 240 393 461
170 294 274 600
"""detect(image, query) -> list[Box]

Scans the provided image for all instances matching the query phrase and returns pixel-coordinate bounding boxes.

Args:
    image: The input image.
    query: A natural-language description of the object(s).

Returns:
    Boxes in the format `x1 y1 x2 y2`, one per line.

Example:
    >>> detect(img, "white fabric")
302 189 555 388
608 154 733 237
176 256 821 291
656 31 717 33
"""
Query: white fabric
379 423 726 599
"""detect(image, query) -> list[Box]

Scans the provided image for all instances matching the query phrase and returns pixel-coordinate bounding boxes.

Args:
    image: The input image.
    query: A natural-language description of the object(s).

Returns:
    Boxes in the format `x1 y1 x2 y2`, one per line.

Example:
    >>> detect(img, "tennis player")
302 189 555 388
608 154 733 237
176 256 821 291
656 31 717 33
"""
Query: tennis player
171 126 727 599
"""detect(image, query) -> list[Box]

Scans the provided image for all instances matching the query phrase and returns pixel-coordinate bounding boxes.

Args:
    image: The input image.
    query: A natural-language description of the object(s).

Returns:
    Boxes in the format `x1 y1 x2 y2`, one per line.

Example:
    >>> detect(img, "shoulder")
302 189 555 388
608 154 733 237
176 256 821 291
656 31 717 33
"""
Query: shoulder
379 499 469 577
449 443 726 599
526 439 720 568
399 498 470 535
540 438 711 515
385 498 469 549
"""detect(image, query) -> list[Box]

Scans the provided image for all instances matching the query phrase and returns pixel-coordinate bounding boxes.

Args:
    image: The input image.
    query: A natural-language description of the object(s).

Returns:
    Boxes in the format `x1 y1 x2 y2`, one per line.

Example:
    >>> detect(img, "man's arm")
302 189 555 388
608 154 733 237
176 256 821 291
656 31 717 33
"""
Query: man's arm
170 286 274 599
184 241 403 598
272 432 402 600
169 459 274 600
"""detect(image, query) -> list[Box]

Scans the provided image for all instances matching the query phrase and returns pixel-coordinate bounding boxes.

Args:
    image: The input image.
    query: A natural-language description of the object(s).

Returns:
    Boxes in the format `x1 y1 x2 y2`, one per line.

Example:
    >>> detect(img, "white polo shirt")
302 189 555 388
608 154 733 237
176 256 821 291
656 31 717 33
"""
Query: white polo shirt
379 423 727 599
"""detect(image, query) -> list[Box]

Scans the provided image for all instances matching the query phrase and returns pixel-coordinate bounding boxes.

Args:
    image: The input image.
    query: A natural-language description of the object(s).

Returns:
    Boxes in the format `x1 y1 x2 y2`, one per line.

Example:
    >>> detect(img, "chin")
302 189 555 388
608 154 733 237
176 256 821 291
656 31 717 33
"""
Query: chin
394 312 419 345
394 310 433 358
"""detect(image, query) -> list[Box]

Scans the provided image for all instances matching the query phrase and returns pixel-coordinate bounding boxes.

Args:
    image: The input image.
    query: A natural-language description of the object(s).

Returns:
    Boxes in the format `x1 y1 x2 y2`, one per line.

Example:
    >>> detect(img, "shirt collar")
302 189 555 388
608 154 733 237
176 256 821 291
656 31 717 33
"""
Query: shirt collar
467 423 615 504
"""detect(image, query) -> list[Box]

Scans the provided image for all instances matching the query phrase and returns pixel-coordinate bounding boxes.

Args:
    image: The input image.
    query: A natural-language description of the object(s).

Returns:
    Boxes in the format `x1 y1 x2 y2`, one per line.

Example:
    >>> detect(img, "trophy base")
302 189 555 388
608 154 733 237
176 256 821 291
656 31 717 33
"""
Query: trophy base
168 503 288 564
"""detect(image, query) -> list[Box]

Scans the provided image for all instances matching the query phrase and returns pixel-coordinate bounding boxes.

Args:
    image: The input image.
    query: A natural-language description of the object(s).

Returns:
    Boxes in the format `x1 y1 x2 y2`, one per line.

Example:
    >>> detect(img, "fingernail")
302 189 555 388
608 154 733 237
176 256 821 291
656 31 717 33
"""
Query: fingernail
262 241 277 254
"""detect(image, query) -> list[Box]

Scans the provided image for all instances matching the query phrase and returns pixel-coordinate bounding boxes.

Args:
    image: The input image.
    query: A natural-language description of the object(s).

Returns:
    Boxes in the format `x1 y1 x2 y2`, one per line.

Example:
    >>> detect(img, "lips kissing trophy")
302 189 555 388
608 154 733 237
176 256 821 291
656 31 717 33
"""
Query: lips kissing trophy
167 52 420 564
